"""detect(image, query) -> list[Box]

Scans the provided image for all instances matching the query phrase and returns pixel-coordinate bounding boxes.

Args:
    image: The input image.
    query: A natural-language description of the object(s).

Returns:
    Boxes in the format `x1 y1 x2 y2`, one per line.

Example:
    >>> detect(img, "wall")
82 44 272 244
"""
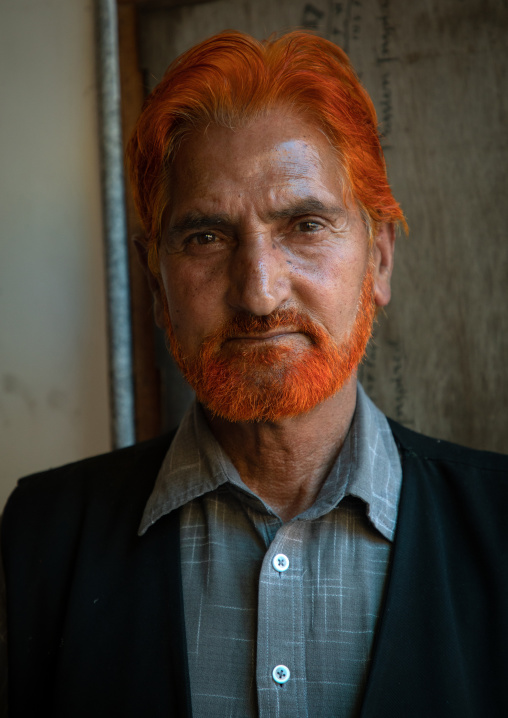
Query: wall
137 0 508 453
0 0 111 509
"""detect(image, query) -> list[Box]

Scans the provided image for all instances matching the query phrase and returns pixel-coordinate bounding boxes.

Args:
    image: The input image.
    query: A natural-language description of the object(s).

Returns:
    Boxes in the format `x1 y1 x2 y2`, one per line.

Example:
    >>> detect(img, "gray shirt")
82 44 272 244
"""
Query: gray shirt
139 384 402 717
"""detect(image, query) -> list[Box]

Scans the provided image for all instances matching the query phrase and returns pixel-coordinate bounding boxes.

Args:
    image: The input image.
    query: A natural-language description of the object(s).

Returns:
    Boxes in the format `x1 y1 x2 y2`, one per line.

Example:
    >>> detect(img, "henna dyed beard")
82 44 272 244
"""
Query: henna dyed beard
164 268 375 423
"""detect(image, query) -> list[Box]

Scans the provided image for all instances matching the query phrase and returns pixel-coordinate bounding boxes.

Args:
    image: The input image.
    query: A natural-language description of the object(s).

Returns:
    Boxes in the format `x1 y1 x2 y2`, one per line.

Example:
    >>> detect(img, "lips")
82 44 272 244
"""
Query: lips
226 329 299 341
220 309 310 342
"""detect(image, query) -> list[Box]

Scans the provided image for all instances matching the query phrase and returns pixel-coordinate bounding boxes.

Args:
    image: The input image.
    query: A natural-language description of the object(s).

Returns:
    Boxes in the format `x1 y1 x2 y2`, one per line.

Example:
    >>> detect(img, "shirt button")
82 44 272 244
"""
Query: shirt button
272 664 290 684
272 553 289 572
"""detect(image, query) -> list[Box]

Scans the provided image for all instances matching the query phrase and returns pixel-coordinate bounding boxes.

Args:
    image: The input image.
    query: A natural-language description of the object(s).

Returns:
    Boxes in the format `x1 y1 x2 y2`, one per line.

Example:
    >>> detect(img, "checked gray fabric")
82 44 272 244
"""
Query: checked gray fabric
139 384 402 718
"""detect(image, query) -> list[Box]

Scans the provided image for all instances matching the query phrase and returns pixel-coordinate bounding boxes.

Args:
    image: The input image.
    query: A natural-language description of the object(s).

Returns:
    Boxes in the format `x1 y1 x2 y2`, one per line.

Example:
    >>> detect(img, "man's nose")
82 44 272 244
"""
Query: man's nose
226 232 291 316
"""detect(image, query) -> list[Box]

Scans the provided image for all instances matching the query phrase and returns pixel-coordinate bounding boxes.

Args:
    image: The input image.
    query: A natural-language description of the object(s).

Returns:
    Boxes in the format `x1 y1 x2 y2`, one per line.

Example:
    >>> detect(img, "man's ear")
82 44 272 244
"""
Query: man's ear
372 223 396 308
133 238 166 329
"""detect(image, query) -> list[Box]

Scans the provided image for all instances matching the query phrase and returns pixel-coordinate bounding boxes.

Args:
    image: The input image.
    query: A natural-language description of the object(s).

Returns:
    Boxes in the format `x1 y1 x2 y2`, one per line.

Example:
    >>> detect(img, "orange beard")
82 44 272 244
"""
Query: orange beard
164 268 375 422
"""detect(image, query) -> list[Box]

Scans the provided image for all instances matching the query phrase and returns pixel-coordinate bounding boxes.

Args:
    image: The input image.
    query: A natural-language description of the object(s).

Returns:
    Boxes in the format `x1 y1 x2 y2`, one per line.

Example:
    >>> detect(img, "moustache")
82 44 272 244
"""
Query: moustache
210 308 325 346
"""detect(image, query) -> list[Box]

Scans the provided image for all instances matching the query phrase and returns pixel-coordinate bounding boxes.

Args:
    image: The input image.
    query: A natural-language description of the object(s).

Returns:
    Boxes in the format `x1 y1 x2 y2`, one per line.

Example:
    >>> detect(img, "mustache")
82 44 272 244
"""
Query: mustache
213 308 322 342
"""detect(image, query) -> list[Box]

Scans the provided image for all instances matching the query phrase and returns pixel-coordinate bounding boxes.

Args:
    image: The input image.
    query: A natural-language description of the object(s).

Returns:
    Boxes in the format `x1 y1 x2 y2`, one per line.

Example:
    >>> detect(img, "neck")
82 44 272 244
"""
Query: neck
204 376 358 522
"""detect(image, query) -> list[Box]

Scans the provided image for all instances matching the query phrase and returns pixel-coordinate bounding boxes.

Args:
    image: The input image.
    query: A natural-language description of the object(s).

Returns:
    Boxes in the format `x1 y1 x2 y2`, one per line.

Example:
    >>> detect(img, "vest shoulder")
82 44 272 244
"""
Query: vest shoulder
5 432 174 518
387 418 508 474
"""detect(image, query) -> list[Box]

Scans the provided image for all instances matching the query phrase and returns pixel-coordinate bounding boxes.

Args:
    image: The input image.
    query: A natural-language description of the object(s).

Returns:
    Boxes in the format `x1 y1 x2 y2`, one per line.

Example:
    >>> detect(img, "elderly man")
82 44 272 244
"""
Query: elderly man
2 30 507 718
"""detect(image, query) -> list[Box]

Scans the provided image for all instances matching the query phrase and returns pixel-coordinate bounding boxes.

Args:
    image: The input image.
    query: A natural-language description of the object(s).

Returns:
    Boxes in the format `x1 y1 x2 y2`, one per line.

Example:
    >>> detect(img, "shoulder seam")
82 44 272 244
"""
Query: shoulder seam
399 447 508 473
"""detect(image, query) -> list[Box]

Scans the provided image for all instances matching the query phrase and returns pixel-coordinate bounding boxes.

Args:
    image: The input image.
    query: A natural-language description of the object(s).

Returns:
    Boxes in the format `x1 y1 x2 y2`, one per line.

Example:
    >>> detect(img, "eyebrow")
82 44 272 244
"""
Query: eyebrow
265 198 346 221
166 198 345 239
166 211 234 239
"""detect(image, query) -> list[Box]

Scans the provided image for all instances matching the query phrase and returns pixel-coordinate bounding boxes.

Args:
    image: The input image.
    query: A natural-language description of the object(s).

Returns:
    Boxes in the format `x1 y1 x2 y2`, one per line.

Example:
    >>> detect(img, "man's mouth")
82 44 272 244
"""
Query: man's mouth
226 329 300 341
224 327 301 344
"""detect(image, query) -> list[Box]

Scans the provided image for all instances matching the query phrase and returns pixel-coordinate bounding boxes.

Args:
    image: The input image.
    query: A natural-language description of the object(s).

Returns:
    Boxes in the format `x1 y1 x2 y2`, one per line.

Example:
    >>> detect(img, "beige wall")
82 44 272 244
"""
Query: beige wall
0 0 111 509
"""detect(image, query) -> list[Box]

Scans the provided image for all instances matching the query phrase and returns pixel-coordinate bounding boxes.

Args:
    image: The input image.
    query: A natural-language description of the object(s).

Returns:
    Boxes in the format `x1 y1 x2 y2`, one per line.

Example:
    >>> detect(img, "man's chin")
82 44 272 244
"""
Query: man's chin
169 336 372 422
184 347 356 423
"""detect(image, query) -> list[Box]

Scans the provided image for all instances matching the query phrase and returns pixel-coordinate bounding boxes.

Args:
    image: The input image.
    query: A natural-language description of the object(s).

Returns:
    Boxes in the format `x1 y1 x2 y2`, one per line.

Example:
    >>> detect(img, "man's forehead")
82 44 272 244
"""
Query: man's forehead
170 110 336 173
168 115 350 205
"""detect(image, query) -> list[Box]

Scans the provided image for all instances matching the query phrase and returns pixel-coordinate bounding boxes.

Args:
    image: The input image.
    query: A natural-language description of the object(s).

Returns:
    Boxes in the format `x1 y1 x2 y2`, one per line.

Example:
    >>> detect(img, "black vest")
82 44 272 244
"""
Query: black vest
3 421 508 717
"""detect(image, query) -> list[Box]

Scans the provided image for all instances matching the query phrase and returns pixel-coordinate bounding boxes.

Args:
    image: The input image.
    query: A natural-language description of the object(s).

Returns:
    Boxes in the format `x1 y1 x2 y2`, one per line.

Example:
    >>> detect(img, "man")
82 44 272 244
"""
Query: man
2 30 507 718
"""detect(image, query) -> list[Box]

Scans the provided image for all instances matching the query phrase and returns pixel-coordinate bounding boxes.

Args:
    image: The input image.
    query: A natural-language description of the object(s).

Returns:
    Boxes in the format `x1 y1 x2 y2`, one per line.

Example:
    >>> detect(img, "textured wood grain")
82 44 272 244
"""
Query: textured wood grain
133 0 508 451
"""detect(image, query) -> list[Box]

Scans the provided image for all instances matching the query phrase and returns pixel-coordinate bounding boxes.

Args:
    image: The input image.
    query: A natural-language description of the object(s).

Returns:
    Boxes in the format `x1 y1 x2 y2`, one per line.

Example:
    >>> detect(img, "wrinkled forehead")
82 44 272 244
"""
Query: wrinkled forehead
169 104 343 168
165 112 354 220
160 112 371 248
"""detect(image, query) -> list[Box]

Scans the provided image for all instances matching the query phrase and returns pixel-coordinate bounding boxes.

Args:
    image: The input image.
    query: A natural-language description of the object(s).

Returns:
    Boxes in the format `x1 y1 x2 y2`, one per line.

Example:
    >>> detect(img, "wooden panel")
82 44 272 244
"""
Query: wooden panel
133 0 508 451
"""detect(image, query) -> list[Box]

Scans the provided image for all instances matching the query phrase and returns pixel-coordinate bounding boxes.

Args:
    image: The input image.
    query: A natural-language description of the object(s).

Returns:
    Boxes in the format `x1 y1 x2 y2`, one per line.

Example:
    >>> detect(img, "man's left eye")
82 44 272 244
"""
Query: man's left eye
295 221 322 232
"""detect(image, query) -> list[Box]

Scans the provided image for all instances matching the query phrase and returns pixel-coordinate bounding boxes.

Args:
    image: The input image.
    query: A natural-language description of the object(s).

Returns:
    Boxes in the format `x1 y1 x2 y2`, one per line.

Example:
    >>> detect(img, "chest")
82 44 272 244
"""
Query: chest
180 493 391 718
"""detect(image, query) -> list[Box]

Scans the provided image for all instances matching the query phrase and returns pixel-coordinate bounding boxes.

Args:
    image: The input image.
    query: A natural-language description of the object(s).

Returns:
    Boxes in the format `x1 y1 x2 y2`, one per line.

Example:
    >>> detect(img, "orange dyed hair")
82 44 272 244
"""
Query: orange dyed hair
126 30 407 274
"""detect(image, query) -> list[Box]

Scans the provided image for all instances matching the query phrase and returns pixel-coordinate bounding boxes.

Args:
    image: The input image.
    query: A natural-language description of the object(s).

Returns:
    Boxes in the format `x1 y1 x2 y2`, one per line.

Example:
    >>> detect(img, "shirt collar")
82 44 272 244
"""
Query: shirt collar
333 383 402 540
138 401 234 535
138 383 402 541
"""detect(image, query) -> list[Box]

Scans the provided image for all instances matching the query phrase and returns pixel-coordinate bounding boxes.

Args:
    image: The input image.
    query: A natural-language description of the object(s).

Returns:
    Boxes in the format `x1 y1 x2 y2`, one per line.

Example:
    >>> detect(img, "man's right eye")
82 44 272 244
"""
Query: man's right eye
186 232 217 245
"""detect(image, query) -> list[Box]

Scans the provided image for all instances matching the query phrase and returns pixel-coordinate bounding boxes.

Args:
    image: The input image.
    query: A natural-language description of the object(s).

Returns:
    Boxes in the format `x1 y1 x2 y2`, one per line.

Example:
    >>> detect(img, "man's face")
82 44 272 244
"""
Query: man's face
152 111 394 421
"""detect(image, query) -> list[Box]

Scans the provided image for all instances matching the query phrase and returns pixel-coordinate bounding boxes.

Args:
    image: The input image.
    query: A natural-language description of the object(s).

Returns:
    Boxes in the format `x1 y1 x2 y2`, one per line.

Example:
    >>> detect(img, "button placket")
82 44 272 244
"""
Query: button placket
256 522 308 716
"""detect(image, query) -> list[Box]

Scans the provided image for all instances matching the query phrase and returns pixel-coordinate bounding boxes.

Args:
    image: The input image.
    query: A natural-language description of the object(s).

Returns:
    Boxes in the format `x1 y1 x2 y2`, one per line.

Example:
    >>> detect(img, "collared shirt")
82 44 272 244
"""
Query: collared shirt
139 384 402 718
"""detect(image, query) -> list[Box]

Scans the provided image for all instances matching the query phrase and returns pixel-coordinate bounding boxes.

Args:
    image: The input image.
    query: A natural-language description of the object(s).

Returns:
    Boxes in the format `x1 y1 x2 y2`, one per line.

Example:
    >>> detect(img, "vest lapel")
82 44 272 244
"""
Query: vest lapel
359 449 474 718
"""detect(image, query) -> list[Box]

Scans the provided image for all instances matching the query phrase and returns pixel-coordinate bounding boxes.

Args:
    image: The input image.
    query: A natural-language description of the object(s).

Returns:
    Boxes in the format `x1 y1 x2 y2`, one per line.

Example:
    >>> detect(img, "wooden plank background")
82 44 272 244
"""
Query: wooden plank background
125 0 507 452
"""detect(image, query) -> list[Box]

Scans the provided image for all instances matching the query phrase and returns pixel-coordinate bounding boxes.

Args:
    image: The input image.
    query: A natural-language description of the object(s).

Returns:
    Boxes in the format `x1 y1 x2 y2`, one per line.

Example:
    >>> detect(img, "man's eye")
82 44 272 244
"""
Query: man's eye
187 232 217 245
295 221 322 232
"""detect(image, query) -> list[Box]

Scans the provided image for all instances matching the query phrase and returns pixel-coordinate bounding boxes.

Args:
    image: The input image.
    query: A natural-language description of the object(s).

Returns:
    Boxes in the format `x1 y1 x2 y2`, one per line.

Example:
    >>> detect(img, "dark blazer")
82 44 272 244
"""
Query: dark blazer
3 420 508 717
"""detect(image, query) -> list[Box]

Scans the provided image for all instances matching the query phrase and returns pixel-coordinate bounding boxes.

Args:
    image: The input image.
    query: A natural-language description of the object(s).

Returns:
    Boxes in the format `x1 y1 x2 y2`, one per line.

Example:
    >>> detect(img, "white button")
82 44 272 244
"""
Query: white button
272 664 290 684
272 553 289 572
